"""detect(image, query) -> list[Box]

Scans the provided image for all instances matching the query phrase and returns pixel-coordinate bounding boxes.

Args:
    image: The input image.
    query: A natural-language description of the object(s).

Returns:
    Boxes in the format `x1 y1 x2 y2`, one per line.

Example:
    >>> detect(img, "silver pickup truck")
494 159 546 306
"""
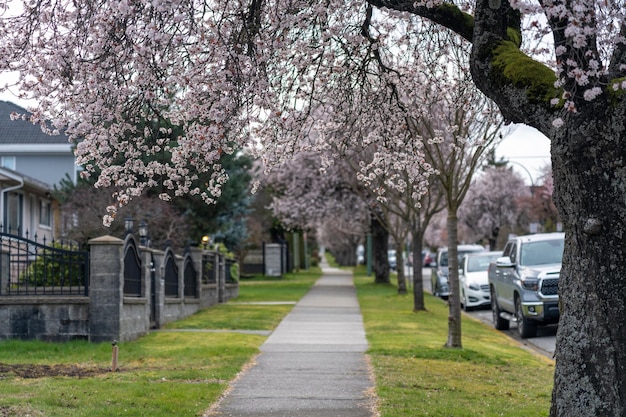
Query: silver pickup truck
488 233 564 338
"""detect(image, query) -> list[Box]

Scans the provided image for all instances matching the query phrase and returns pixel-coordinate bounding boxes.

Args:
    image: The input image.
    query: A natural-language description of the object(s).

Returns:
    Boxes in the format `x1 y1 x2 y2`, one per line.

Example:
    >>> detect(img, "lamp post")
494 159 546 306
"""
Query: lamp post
507 160 535 194
138 220 149 247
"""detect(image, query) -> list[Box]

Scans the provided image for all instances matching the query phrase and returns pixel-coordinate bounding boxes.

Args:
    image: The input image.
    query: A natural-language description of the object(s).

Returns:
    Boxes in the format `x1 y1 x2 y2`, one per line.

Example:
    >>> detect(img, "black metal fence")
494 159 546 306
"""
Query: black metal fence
164 251 179 297
0 228 89 296
202 253 217 284
225 258 238 283
183 253 198 297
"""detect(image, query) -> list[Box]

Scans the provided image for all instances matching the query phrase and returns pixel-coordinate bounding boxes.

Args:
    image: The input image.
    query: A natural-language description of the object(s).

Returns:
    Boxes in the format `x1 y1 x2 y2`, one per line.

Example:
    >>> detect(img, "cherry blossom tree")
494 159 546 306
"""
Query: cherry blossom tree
3 0 626 414
459 165 529 249
264 151 372 269
356 158 442 297
415 93 502 348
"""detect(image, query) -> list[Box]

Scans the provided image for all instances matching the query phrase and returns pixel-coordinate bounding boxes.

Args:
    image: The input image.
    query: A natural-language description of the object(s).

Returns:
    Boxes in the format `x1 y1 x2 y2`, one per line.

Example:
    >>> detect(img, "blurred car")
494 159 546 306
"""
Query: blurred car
459 251 502 310
356 244 365 265
388 249 397 270
431 245 486 298
422 250 435 267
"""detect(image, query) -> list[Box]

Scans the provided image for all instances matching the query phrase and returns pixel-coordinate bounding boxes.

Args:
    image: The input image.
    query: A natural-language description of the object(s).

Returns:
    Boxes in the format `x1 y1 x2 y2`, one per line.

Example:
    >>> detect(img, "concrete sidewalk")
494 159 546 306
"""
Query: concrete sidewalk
205 262 376 417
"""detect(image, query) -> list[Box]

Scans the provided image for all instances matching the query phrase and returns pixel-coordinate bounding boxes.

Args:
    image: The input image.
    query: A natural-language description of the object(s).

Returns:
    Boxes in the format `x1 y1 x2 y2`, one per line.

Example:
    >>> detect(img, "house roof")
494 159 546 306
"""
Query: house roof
0 100 69 145
0 165 51 193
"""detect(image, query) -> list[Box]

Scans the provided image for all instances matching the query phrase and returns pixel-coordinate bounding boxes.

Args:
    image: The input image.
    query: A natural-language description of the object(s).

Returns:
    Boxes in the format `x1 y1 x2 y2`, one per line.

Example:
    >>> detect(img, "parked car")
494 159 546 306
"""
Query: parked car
459 251 502 310
356 244 365 265
422 250 435 267
388 249 397 270
488 233 564 338
431 244 486 298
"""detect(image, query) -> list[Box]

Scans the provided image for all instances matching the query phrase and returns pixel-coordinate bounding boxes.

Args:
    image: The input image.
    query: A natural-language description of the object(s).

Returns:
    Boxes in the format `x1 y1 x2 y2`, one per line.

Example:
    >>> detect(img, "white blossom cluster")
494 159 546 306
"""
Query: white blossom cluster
264 151 369 233
0 0 258 225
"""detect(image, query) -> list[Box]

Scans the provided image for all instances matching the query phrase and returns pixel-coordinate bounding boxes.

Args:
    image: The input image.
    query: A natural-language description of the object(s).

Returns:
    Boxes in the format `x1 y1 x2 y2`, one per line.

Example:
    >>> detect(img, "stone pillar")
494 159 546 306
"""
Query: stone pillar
151 250 166 328
143 248 159 329
88 235 124 343
189 247 203 297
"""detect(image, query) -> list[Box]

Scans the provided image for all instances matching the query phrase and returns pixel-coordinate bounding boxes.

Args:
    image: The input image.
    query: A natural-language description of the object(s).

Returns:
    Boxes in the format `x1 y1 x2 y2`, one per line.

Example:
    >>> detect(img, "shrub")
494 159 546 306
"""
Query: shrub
21 242 87 287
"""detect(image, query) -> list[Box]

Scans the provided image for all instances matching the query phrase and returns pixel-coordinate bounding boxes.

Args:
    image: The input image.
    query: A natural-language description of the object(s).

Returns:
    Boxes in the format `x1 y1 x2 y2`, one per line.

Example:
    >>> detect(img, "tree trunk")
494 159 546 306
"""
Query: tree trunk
549 117 626 417
488 225 499 251
396 242 407 294
412 229 426 311
371 215 390 284
445 211 462 348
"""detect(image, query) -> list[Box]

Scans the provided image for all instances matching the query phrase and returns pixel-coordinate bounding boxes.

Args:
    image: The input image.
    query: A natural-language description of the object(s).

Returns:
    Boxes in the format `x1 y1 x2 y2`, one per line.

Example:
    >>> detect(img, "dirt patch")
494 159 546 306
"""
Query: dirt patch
0 363 110 378
0 405 45 417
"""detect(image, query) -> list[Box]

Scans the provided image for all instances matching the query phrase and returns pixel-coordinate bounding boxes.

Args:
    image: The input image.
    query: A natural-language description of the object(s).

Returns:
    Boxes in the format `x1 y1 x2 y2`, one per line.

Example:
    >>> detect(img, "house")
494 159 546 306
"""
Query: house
0 100 77 187
0 166 55 242
0 100 77 240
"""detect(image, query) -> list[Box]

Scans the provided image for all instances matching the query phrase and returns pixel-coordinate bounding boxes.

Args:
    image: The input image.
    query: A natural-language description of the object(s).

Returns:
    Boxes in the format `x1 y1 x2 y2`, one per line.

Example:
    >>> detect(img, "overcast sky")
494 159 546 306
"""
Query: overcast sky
495 124 552 185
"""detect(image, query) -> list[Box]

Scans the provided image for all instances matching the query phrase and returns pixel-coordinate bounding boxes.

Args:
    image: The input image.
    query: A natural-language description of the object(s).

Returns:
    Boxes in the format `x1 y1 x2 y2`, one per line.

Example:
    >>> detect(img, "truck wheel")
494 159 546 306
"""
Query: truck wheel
491 288 510 330
515 296 538 338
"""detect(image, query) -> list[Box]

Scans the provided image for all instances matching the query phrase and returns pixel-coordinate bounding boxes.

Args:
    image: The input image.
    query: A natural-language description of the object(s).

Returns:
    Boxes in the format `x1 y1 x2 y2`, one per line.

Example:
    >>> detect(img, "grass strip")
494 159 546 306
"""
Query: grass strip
0 268 320 417
354 267 554 417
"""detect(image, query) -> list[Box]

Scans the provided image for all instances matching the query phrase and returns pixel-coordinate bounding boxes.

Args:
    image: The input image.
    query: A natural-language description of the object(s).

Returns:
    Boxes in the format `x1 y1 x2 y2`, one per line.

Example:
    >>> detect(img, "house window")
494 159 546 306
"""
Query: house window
40 200 51 227
1 156 16 170
5 192 23 235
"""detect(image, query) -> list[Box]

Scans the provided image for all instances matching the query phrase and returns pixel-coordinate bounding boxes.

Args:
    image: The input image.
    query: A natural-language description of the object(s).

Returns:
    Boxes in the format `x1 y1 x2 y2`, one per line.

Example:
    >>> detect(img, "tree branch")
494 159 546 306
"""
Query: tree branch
469 0 558 132
366 0 474 42
368 0 559 135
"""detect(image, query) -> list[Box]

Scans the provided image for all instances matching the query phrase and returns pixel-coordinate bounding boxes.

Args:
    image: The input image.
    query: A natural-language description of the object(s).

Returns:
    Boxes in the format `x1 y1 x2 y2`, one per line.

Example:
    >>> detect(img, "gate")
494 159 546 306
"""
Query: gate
123 239 142 297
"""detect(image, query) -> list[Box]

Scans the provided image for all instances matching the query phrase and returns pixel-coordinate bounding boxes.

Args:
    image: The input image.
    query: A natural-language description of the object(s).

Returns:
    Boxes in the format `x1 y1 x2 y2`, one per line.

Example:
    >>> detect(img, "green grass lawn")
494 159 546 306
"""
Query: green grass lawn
354 266 555 417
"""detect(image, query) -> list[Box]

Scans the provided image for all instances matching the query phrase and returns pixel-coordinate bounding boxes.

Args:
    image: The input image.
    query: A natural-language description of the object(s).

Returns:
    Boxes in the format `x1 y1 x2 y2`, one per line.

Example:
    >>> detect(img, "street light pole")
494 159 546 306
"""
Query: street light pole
506 159 535 194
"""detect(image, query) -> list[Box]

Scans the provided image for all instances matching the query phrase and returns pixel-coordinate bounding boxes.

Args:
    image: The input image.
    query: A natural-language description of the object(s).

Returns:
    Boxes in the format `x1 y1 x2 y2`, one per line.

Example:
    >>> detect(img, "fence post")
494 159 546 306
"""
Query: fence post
189 247 203 300
88 235 124 343
143 248 159 329
151 250 166 328
0 247 8 295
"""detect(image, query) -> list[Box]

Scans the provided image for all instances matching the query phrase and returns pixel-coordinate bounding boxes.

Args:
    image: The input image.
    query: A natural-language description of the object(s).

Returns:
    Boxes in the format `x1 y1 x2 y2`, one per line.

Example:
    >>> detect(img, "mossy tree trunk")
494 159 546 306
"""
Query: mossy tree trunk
547 112 626 417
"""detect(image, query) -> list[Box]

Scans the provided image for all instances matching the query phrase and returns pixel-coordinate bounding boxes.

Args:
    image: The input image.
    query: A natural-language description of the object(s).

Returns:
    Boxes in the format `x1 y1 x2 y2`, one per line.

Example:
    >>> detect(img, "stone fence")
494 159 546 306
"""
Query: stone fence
0 234 239 343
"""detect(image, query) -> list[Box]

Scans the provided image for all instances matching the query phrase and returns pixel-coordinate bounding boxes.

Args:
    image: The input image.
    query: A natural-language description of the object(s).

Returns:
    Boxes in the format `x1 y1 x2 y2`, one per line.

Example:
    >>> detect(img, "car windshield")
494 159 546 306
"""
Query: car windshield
440 249 483 267
466 254 501 272
519 239 564 266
